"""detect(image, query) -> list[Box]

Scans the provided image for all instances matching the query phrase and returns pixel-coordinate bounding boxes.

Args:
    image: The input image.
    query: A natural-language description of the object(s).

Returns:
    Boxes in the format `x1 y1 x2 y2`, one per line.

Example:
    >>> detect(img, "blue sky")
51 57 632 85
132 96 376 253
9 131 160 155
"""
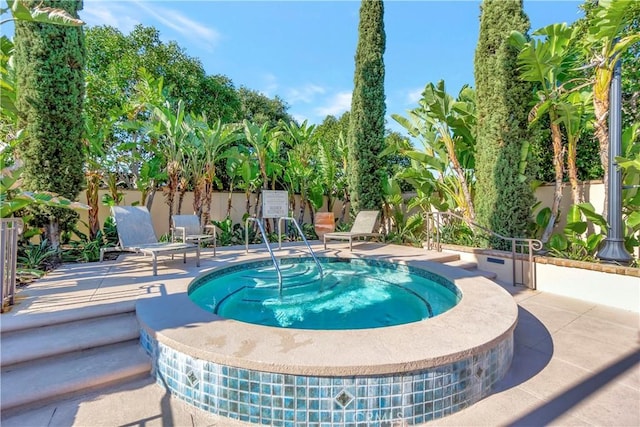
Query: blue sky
17 1 585 129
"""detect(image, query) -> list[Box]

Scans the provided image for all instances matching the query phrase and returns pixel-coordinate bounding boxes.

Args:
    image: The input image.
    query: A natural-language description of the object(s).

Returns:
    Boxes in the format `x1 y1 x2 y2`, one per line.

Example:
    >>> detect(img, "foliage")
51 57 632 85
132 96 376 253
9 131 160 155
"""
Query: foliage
85 25 241 129
1 0 85 26
14 0 85 249
61 229 107 263
347 0 386 213
474 0 535 247
391 80 477 219
212 216 261 246
237 86 293 127
1 167 89 218
541 203 607 261
102 216 119 247
18 239 58 270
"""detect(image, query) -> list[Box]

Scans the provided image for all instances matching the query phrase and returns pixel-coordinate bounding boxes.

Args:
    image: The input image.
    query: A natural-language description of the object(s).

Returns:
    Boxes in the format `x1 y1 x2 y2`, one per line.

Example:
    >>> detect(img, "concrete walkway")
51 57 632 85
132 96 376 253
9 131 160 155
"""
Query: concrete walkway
1 243 638 426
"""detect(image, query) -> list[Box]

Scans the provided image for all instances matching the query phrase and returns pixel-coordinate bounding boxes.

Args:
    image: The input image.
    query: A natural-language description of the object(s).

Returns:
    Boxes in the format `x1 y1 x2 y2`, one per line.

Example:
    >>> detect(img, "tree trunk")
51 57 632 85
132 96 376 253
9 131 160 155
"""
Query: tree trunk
202 180 213 228
46 219 60 254
541 120 565 243
567 141 581 205
85 172 100 240
177 177 188 215
298 193 306 225
340 189 349 224
226 181 234 218
146 188 156 212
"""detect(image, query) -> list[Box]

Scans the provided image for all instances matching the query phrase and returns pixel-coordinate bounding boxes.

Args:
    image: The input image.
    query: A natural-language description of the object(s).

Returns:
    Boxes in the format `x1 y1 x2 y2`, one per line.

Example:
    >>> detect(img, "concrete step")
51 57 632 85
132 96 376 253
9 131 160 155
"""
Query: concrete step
442 259 477 270
0 340 150 412
442 259 498 280
0 300 136 333
1 312 139 366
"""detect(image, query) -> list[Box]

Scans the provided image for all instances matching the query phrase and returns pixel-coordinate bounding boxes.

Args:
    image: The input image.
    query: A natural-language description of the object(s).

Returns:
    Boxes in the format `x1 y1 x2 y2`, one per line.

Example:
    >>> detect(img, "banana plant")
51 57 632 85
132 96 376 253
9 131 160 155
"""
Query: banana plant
510 23 577 243
391 80 476 219
224 145 260 217
193 116 241 226
554 91 595 205
280 120 323 223
242 120 283 227
616 124 640 254
147 99 194 229
547 203 608 261
1 167 88 218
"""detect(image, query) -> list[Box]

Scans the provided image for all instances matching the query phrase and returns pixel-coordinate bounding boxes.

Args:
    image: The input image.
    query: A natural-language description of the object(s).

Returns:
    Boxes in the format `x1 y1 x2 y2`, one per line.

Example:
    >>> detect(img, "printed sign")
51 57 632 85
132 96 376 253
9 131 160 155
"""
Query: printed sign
262 190 289 218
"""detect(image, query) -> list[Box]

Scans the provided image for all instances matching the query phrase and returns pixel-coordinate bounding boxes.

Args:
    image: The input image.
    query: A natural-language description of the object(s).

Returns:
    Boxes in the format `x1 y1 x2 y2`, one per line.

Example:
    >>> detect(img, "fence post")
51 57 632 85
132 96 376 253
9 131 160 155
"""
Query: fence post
1 218 22 312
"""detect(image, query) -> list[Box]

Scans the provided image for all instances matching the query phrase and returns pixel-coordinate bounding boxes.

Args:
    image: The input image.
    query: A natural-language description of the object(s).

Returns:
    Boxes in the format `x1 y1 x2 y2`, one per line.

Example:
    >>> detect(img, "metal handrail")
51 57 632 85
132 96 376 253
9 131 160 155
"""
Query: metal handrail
245 217 283 294
277 217 323 279
1 218 22 311
424 212 543 289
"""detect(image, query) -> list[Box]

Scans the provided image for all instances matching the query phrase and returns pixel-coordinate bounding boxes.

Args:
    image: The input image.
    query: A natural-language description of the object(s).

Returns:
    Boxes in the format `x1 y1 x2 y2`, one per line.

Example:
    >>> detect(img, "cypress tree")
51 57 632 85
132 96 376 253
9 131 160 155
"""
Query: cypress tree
473 0 535 245
14 0 86 249
348 0 386 213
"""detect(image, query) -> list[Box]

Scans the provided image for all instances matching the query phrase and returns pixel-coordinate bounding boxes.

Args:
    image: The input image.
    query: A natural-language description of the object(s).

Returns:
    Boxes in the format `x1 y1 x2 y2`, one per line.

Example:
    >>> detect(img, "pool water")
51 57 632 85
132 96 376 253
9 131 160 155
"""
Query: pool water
189 258 460 330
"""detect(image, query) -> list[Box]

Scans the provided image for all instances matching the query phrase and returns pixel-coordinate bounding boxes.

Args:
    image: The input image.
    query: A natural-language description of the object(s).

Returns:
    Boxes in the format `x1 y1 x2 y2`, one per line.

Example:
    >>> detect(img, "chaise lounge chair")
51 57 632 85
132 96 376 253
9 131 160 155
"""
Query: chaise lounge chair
323 210 381 251
100 206 200 276
171 214 217 256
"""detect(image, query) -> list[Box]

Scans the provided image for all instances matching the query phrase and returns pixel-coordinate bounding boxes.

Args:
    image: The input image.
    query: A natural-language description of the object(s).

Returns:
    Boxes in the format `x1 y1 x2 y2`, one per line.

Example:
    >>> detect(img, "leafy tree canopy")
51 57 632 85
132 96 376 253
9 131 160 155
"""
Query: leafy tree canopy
85 24 241 126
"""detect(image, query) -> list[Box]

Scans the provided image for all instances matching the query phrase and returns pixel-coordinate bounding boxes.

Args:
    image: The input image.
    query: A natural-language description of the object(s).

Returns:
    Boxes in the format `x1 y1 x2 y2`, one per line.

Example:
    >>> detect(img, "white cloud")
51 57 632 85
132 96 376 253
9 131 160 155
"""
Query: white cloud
291 113 310 124
131 0 221 52
286 84 326 104
81 3 139 33
407 87 424 104
315 91 352 117
261 73 279 97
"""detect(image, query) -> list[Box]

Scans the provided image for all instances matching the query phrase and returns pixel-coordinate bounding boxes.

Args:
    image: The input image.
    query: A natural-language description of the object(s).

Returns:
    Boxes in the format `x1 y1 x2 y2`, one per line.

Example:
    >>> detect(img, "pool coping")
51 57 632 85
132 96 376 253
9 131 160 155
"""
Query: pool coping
136 253 518 376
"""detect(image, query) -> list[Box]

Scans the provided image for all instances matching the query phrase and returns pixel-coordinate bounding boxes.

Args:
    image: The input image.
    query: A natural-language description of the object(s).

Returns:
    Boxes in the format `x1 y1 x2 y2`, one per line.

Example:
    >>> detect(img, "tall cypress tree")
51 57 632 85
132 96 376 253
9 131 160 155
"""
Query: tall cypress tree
14 0 85 249
474 0 534 244
348 0 386 213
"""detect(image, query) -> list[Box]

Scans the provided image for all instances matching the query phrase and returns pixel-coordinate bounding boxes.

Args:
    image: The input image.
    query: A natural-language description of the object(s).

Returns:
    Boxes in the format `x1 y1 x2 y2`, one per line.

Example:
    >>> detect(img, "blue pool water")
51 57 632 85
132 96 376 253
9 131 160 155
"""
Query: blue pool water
188 258 460 330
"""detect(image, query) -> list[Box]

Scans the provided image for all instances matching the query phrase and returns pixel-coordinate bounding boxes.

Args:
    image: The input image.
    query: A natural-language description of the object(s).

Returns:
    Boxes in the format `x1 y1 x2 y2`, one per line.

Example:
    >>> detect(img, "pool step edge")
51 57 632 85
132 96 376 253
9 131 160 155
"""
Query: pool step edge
0 340 150 414
441 259 498 280
1 312 140 366
0 305 151 415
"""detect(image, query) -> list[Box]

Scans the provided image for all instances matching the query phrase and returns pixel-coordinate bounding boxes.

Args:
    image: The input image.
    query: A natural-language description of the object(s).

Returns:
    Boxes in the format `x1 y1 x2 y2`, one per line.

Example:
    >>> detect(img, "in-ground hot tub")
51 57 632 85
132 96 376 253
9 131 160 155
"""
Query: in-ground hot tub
137 255 517 426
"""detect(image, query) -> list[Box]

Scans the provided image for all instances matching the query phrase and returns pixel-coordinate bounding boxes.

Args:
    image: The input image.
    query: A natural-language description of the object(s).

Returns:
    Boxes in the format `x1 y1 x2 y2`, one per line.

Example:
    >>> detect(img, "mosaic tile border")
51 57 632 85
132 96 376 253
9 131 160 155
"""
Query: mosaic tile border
140 329 513 426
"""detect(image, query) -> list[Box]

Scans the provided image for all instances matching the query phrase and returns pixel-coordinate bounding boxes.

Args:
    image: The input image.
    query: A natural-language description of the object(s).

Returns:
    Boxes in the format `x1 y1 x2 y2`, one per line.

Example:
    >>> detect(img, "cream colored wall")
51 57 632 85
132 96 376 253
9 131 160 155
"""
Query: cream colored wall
533 181 605 230
78 190 346 237
77 182 605 238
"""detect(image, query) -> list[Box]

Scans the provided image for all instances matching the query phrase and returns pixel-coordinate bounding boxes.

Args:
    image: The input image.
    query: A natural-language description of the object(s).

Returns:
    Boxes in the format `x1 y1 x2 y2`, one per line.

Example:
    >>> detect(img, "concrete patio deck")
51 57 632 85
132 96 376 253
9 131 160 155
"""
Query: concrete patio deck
1 242 638 426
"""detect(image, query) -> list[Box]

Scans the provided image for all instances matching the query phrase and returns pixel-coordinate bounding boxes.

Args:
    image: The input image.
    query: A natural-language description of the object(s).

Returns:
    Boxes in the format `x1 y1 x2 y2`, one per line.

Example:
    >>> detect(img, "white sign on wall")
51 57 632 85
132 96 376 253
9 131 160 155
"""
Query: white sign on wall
262 190 289 218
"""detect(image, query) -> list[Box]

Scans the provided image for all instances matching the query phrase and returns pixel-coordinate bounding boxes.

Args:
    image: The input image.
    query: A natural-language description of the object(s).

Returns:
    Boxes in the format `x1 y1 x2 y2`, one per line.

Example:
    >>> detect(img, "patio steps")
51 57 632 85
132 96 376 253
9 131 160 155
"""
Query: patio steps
441 258 498 280
0 306 150 413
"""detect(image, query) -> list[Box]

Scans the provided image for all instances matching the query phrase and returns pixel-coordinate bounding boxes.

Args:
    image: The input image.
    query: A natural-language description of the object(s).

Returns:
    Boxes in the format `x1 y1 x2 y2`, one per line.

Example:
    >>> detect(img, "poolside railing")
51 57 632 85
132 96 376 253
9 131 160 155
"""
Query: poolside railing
1 218 22 312
424 212 543 289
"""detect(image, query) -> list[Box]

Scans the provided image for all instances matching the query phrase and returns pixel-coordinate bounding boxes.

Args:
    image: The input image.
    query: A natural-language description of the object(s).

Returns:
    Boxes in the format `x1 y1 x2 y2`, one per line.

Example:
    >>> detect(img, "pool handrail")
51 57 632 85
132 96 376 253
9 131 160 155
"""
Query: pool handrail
277 216 323 279
424 211 543 289
245 217 283 293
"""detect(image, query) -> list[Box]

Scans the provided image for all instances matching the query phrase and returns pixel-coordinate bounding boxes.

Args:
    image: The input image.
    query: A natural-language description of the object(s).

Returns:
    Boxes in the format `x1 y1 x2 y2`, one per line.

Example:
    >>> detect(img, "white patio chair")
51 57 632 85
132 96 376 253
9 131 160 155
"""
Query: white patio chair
171 214 217 256
100 206 200 276
323 210 382 251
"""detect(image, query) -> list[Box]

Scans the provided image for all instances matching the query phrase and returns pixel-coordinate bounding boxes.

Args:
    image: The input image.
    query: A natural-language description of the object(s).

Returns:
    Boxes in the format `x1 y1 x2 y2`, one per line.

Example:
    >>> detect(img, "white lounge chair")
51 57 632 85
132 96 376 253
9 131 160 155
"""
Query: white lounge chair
323 210 381 251
171 214 217 256
100 206 200 276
